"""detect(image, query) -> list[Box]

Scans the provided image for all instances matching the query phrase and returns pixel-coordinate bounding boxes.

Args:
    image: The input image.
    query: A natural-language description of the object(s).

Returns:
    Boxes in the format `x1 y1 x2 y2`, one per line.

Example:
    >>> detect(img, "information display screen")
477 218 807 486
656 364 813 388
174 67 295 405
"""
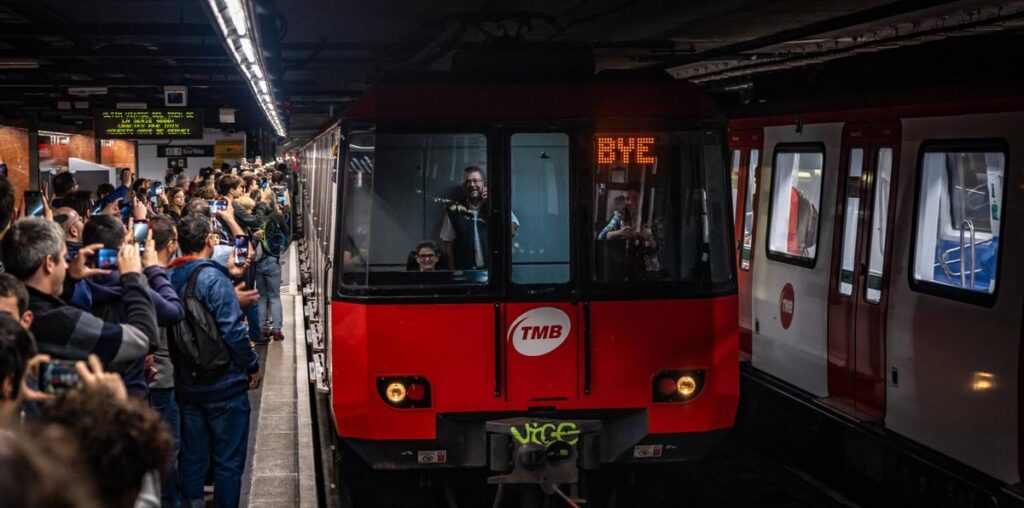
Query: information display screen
95 110 204 139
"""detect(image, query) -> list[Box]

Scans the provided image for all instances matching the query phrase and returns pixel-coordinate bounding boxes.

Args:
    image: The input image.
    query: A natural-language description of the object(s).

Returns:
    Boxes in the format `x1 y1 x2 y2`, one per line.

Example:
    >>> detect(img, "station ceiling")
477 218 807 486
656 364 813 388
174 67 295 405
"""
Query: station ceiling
0 0 1021 147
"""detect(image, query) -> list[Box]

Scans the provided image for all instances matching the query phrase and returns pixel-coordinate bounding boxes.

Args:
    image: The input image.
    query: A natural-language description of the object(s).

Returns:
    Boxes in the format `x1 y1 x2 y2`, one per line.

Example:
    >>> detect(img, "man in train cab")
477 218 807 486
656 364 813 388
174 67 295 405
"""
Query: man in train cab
440 166 518 270
598 188 657 247
597 186 660 277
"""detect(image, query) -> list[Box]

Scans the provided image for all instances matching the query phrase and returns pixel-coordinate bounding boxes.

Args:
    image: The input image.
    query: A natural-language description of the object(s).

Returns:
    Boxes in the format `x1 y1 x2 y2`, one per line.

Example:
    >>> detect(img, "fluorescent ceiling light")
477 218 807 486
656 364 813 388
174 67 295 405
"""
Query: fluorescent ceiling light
0 59 40 69
225 0 247 36
239 37 256 64
206 0 285 137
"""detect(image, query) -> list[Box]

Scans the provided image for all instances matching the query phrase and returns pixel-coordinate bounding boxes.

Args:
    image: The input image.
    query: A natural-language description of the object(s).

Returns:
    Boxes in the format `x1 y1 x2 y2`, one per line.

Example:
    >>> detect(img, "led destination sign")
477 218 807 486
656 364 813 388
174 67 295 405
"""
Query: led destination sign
597 136 656 164
96 110 204 139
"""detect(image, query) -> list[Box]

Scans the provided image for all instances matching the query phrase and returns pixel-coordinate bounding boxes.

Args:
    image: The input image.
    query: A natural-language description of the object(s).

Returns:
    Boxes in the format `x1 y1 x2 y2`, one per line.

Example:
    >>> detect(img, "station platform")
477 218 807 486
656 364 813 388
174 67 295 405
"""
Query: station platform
236 248 319 508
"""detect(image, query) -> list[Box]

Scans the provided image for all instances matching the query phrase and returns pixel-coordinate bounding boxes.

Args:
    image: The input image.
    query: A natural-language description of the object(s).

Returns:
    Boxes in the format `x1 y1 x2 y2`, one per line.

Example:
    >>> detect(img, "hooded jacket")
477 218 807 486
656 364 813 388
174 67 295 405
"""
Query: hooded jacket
69 265 185 397
167 257 259 402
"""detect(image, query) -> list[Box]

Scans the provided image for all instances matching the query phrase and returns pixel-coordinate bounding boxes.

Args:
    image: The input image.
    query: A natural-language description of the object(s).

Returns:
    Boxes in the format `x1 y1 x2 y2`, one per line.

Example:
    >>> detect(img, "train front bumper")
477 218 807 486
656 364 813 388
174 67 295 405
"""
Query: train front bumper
343 409 729 471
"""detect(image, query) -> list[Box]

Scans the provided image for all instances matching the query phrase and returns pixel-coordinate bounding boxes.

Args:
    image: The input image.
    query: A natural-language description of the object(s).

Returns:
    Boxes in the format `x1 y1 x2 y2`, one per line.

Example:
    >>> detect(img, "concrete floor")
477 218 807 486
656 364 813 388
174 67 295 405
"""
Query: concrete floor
232 249 317 508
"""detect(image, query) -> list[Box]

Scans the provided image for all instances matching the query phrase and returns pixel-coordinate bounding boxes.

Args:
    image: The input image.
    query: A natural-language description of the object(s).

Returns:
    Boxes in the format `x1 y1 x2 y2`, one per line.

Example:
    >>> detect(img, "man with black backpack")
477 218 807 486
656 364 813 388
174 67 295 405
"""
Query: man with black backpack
167 215 261 508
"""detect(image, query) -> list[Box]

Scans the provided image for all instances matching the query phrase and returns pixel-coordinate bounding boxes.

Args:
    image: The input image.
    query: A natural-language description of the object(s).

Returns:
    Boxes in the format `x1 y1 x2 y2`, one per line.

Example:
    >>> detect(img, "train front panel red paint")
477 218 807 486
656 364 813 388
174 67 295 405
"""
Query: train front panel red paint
330 296 738 442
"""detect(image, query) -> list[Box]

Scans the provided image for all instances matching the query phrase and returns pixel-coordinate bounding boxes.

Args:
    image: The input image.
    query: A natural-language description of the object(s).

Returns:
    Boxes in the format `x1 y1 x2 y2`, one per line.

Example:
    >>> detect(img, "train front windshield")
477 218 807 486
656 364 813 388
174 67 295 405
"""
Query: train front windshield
338 127 733 294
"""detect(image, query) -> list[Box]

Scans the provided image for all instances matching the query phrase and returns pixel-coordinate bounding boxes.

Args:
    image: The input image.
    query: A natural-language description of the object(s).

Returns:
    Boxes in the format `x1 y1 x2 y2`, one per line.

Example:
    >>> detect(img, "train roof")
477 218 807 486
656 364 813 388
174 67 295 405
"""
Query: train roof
342 80 720 122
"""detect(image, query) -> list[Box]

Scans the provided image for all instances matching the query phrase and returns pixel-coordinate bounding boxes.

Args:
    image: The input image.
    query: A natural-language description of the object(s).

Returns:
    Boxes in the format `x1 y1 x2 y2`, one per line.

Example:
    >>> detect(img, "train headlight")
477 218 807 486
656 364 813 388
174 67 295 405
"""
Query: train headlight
677 376 697 396
386 382 407 403
378 376 432 408
652 369 705 403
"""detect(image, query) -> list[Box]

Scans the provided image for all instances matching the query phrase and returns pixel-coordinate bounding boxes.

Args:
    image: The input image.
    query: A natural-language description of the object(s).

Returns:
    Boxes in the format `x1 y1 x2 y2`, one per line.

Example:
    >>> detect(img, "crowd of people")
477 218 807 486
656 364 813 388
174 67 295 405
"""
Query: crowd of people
0 159 294 508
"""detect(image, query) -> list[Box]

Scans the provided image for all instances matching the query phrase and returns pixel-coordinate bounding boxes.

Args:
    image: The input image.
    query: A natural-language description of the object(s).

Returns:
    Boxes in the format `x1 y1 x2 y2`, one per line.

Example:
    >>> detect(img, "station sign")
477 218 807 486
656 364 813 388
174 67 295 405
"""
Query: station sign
157 145 214 157
95 109 204 139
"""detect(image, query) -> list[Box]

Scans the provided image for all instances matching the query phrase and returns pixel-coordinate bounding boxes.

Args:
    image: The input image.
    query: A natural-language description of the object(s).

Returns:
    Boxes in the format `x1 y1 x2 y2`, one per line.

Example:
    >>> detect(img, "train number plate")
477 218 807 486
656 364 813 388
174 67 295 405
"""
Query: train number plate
417 450 447 464
633 444 663 458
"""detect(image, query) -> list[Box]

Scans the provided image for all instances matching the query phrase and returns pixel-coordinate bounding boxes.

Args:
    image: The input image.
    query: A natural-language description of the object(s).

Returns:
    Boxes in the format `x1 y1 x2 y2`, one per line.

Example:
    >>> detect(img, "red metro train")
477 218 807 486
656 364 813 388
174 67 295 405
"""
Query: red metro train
299 80 738 504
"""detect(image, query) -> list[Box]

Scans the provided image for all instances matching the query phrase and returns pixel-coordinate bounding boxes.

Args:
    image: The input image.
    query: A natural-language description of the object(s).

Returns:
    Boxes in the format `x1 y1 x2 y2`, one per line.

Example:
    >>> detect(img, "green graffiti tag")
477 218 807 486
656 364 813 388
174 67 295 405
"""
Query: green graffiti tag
510 422 580 447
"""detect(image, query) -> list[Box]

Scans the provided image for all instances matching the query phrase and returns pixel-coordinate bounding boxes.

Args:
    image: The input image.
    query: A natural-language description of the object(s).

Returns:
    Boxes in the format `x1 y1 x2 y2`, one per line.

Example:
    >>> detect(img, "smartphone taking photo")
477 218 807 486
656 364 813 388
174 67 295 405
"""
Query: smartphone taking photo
233 235 248 267
39 359 82 394
133 220 149 252
95 248 118 269
207 200 228 214
23 191 44 218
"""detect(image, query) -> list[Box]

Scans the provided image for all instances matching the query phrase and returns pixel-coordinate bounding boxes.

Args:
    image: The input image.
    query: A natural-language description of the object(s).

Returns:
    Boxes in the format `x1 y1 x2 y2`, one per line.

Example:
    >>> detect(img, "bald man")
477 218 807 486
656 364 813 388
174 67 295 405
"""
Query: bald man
53 206 84 261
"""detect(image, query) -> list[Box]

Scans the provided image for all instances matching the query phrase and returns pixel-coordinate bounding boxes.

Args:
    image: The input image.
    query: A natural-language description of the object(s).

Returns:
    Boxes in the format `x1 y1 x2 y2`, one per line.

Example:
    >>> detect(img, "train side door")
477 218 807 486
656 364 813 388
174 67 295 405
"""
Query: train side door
729 129 762 359
503 132 580 403
826 122 900 419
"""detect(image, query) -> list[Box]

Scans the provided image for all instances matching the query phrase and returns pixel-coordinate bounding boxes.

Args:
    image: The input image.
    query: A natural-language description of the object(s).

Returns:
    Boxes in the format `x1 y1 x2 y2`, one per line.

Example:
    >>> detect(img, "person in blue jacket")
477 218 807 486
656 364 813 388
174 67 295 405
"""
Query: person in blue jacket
167 214 261 508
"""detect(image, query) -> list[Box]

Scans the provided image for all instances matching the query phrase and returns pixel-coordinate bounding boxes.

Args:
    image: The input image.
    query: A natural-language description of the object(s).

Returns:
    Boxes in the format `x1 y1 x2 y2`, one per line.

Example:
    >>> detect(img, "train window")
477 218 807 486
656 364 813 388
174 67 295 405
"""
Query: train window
913 146 1005 297
865 148 893 303
766 147 824 266
837 149 864 296
340 131 490 287
739 149 759 271
592 132 732 284
730 149 741 218
510 133 571 285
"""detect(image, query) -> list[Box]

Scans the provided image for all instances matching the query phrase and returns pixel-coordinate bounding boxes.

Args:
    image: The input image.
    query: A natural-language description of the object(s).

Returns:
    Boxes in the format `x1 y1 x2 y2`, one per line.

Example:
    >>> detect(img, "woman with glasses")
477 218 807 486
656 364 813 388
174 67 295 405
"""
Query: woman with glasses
413 241 440 272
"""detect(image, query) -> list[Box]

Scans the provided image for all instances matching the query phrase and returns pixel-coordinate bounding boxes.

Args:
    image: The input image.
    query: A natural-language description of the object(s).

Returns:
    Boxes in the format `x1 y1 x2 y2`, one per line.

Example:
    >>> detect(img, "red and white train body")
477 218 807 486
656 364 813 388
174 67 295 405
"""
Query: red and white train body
730 95 1024 487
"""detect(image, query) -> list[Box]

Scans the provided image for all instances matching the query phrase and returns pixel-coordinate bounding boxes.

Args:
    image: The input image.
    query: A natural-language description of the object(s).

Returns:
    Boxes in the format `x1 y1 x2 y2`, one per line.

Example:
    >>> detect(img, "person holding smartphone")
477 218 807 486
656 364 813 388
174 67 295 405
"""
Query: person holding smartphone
67 215 184 399
1 218 155 380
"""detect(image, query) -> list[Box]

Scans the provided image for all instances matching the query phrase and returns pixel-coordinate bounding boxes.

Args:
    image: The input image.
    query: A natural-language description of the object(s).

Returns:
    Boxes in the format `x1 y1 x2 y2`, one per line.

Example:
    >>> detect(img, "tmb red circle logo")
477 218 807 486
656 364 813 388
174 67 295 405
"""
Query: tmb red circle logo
780 283 795 330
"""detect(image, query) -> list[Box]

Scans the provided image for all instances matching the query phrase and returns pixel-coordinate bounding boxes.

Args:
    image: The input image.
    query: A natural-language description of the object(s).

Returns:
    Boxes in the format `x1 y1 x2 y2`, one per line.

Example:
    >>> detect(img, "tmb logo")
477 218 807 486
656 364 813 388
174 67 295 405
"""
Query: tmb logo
780 283 795 330
508 307 571 357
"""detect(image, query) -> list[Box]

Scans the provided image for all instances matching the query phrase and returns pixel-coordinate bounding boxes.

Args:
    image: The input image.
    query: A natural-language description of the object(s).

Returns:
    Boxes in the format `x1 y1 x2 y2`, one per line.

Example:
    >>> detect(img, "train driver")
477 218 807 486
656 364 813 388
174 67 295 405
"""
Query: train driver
597 186 660 275
440 167 519 270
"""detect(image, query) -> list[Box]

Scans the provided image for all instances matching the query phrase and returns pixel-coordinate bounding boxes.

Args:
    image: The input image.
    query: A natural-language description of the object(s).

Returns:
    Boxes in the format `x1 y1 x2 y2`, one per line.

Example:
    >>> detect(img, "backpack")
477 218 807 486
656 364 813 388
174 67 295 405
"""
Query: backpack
261 211 291 258
167 266 230 381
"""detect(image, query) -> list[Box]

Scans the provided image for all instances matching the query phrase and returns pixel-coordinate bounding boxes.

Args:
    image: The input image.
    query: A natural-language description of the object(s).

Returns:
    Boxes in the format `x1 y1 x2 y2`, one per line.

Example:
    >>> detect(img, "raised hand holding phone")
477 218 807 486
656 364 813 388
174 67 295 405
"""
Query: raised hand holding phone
22 190 44 218
19 354 54 402
75 354 127 402
141 229 159 268
70 243 112 279
117 243 142 275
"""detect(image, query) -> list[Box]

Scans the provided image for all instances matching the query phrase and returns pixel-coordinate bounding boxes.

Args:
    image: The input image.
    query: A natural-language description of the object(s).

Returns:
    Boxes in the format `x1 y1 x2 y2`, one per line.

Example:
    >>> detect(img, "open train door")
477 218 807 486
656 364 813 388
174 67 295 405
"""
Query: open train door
825 121 900 419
